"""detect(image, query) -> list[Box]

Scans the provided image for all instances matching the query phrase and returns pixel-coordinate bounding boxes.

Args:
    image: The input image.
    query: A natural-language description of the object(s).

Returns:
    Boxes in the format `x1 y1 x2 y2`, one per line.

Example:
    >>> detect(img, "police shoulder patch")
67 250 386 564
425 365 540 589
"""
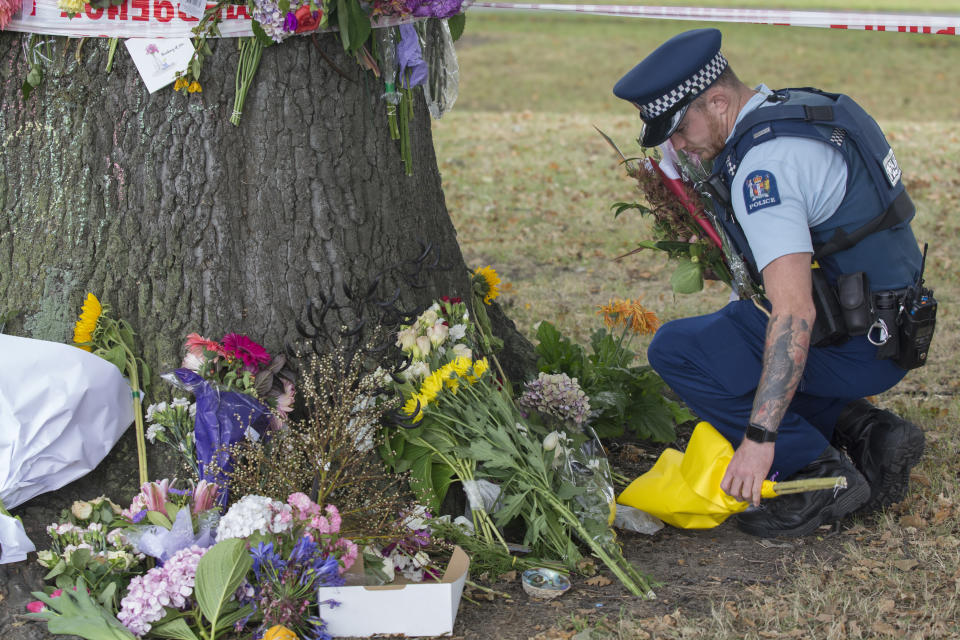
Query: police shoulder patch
742 170 781 213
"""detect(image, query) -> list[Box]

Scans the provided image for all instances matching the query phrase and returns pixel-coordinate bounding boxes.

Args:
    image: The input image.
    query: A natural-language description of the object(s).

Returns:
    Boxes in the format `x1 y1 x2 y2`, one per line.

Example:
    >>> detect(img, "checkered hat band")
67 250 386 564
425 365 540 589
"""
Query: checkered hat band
639 52 728 119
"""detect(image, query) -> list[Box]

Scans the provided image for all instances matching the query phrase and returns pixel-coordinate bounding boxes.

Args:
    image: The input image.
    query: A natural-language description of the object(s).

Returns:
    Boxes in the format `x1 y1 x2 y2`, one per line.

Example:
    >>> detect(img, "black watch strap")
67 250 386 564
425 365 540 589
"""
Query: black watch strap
744 422 777 443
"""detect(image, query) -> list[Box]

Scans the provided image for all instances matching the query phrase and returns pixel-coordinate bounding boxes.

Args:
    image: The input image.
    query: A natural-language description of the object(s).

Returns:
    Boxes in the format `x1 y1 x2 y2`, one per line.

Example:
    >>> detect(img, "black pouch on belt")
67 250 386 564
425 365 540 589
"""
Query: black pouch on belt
810 267 846 347
837 272 874 336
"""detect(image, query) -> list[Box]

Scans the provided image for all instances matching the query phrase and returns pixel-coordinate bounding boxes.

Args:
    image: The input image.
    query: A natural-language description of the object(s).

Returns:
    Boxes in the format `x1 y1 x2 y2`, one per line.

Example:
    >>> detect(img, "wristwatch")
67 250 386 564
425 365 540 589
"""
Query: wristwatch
744 422 777 443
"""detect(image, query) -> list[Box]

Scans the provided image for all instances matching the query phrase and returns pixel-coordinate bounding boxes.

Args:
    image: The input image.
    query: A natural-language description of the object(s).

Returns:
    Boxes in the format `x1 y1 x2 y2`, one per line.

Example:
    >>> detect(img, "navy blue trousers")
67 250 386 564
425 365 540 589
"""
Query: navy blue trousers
648 300 907 479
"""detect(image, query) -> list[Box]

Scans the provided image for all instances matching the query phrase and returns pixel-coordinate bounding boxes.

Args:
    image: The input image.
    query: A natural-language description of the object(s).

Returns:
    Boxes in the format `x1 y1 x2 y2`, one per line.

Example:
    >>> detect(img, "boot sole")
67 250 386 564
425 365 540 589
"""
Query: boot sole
859 427 925 513
736 479 871 538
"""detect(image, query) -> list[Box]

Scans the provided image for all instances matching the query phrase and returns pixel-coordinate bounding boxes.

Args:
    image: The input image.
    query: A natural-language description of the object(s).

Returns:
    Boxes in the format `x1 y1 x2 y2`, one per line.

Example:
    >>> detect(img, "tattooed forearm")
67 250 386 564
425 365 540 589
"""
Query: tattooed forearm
750 313 812 431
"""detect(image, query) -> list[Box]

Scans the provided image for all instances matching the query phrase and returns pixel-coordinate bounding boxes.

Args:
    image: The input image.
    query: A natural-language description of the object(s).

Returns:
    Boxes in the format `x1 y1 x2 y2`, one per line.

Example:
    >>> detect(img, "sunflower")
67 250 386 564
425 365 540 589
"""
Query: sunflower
73 293 103 351
472 266 501 305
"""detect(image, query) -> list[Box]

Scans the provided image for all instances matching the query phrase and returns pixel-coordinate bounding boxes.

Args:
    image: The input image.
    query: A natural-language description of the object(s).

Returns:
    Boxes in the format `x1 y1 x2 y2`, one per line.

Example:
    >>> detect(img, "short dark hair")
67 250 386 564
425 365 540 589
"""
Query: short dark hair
690 65 741 111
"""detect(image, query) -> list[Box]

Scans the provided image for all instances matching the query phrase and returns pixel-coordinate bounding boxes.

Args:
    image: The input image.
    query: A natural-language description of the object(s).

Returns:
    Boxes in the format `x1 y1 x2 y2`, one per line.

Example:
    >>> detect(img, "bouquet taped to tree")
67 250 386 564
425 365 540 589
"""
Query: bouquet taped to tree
0 335 134 564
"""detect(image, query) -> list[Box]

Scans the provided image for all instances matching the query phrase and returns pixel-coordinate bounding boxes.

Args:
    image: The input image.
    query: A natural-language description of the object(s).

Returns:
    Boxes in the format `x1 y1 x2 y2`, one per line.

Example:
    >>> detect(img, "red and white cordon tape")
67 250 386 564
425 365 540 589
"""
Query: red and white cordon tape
5 0 959 38
470 2 960 36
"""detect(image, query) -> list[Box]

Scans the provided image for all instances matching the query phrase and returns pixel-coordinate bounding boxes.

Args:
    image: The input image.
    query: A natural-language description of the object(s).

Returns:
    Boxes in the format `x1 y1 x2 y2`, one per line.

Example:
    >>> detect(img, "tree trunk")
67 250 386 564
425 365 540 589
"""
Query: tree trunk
0 30 533 633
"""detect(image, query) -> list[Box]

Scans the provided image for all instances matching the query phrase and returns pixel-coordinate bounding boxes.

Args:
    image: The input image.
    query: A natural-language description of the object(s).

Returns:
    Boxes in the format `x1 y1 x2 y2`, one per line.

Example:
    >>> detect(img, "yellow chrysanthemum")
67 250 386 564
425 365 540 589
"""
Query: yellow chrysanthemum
401 395 425 423
174 77 189 91
471 357 489 380
419 370 445 403
473 266 501 305
73 293 102 351
449 356 472 378
187 81 202 93
598 298 660 336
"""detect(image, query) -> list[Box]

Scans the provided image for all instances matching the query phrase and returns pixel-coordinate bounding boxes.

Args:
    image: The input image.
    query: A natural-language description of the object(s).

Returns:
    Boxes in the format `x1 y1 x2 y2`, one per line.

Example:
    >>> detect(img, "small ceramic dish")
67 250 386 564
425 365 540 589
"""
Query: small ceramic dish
521 568 571 600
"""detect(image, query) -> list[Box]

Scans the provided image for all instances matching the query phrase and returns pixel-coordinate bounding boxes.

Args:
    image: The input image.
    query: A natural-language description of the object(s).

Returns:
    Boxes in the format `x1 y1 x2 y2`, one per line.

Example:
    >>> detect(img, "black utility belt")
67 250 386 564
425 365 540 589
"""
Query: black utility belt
810 270 938 370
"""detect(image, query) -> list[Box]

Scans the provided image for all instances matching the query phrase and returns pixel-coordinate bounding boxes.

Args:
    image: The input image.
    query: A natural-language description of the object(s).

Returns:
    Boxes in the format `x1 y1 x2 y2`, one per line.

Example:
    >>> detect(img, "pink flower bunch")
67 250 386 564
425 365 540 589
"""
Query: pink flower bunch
117 545 207 636
286 493 356 571
178 331 295 424
0 0 23 30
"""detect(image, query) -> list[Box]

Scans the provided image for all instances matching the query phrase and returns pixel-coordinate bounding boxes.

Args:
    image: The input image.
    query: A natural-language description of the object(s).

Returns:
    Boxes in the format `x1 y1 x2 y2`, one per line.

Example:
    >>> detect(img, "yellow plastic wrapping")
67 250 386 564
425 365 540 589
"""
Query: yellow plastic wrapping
617 422 777 529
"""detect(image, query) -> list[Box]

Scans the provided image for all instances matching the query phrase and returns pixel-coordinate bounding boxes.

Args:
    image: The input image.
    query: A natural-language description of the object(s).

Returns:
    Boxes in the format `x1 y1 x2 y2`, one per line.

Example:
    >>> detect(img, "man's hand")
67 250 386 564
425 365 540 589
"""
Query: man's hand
720 439 775 506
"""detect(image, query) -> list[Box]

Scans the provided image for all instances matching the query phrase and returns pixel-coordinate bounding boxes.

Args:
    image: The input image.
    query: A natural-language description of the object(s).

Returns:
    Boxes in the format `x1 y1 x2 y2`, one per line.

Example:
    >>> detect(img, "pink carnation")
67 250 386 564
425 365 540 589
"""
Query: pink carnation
221 333 271 371
288 492 319 518
336 537 358 572
0 0 23 30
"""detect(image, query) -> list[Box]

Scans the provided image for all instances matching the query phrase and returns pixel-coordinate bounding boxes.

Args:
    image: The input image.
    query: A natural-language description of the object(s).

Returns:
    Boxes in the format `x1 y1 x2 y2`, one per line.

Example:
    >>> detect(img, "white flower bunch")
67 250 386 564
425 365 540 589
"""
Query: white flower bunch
215 494 292 541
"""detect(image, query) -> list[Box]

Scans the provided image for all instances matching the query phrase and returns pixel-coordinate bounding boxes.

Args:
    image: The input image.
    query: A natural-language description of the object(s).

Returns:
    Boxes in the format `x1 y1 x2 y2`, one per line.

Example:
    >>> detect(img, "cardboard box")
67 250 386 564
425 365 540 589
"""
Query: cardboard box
317 545 469 637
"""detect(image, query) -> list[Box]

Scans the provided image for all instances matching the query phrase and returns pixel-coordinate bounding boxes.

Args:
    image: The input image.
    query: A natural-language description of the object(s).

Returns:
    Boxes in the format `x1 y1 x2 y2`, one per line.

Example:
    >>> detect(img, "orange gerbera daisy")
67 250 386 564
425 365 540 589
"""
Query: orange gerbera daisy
598 298 659 336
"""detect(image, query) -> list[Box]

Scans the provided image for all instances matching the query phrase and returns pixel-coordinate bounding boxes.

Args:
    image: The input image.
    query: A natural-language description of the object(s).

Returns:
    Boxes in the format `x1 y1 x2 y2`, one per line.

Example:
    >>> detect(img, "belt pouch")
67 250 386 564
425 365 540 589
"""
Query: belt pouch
810 268 846 347
837 272 874 336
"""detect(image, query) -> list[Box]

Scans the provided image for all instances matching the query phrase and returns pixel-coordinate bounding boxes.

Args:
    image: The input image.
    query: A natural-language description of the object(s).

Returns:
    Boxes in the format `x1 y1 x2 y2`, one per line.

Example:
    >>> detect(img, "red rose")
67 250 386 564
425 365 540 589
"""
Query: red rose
294 5 322 33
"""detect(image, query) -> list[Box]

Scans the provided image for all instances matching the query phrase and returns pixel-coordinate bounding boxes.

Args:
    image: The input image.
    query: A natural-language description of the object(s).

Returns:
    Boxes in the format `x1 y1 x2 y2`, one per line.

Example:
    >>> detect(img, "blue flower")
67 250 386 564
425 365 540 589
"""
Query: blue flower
249 541 285 580
288 534 319 566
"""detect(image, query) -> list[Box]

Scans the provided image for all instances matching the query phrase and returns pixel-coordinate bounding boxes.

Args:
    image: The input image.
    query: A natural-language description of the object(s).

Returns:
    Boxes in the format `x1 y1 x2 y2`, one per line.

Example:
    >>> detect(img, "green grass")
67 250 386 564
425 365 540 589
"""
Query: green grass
434 10 960 637
453 14 960 119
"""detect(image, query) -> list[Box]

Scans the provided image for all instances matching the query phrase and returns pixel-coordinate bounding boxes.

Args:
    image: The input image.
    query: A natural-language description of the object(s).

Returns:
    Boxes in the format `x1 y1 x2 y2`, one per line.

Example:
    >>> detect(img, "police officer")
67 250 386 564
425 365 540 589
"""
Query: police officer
613 28 926 537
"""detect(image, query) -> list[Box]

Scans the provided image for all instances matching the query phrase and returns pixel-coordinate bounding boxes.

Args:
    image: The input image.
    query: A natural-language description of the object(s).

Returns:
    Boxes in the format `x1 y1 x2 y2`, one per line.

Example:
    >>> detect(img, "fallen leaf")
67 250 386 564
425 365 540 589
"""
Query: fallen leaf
911 472 931 487
499 570 517 583
815 613 834 623
872 621 897 635
877 598 896 613
585 575 612 587
893 559 920 571
900 514 927 529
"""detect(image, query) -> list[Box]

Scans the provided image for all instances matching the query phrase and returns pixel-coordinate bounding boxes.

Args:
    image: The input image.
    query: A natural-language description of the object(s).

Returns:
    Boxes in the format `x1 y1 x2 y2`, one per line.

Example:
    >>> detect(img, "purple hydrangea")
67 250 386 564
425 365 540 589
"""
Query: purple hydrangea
117 545 207 636
519 372 592 428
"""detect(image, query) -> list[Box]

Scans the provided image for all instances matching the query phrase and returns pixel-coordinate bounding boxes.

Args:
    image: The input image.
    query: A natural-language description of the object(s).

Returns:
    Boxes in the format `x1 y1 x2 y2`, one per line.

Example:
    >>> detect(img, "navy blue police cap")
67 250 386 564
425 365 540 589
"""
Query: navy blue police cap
613 28 727 148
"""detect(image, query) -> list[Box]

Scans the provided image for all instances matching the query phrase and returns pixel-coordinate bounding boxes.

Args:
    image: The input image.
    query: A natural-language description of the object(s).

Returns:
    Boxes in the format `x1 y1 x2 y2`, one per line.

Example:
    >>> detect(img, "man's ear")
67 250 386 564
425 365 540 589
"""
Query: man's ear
705 88 731 117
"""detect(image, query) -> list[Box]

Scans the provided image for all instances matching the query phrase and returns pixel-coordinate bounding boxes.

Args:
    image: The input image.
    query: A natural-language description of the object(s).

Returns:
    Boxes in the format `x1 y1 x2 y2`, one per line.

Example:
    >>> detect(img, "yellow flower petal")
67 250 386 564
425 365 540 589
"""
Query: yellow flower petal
73 293 102 350
473 266 501 305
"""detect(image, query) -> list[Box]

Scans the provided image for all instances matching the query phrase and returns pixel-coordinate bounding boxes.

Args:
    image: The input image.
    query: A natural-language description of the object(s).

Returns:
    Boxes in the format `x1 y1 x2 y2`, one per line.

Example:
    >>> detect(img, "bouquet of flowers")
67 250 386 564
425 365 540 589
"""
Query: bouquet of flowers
216 492 357 640
144 398 198 479
384 307 655 596
165 332 295 493
120 478 222 563
534 298 693 442
599 130 762 298
29 497 144 613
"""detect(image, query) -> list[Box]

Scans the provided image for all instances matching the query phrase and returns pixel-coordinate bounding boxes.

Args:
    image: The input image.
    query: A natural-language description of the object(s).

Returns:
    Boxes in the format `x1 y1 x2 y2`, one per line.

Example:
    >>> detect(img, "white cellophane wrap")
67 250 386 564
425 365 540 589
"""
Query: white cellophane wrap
0 335 134 564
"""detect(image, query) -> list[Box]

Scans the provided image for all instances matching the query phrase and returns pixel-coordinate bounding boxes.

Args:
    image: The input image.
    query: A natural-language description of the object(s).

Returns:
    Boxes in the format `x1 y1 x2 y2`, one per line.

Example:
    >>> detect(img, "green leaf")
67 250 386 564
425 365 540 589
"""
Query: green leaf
44 559 67 580
102 344 127 372
671 258 705 294
70 548 91 570
28 578 137 640
250 22 274 47
535 321 585 379
195 539 252 633
214 603 255 632
556 482 587 501
278 0 289 13
146 510 173 529
165 502 181 523
96 581 116 607
447 13 466 41
342 0 371 54
336 0 351 51
150 617 202 640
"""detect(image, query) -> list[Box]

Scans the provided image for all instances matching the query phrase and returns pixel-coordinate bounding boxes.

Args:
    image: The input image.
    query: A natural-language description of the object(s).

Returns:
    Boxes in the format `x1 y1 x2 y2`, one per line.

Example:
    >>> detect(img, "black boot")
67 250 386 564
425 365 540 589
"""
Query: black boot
832 399 925 513
735 445 869 538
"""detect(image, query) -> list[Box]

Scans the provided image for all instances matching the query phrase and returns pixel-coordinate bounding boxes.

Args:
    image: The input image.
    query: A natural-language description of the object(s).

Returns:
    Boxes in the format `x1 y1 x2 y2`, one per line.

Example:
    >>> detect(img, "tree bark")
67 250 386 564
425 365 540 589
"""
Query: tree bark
0 30 533 633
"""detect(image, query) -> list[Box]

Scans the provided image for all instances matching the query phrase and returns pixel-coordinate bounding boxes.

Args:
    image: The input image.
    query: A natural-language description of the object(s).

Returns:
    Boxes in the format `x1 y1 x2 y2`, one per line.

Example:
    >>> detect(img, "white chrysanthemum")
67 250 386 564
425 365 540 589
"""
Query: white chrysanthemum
171 396 190 409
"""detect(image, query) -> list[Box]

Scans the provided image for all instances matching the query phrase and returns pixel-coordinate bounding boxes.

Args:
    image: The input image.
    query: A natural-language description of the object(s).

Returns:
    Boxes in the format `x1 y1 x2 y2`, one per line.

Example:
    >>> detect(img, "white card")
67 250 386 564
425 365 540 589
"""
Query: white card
124 38 194 94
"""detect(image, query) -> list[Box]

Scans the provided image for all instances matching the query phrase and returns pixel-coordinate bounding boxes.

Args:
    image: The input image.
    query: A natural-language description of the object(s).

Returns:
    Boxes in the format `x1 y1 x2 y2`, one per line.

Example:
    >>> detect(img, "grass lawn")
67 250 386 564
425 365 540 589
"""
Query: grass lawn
432 8 960 638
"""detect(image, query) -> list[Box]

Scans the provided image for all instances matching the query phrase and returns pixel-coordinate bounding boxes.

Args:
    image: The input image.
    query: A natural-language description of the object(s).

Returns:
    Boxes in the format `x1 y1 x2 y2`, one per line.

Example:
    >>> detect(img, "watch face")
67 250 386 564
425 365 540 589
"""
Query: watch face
746 423 775 443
